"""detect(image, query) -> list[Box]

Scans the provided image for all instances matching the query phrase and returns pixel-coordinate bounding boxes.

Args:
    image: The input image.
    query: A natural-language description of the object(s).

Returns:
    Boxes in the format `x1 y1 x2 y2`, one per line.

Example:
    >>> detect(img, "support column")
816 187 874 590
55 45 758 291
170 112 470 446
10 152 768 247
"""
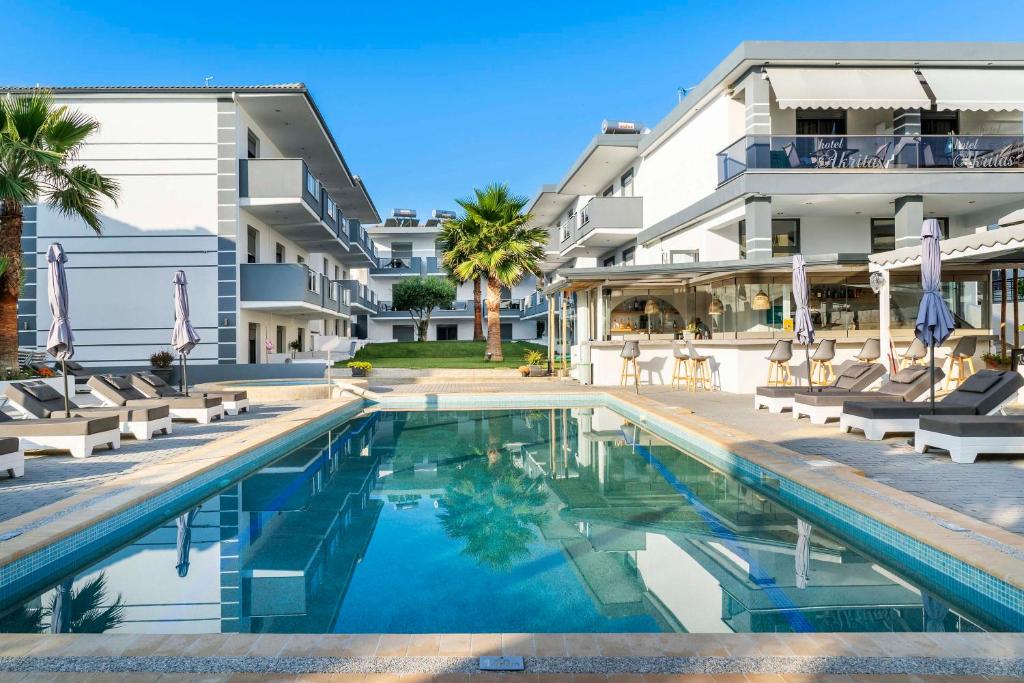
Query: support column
744 196 773 261
893 109 922 135
894 195 924 250
876 269 893 373
546 295 556 375
561 294 569 372
742 73 772 170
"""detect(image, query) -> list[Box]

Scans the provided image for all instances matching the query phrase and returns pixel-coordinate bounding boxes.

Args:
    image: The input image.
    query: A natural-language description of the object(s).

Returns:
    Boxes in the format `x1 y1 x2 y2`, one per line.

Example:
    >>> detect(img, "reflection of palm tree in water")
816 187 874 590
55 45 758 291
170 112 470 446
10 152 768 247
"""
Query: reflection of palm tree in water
438 437 549 570
0 573 125 634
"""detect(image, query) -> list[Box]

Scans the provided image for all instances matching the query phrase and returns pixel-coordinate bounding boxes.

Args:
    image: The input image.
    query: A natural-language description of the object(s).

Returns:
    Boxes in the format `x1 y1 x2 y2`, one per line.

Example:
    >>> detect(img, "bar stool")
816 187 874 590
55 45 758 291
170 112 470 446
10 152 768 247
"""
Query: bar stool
765 340 793 387
944 336 977 391
686 341 712 391
857 338 882 363
620 340 640 387
809 339 836 385
670 341 690 390
899 338 927 368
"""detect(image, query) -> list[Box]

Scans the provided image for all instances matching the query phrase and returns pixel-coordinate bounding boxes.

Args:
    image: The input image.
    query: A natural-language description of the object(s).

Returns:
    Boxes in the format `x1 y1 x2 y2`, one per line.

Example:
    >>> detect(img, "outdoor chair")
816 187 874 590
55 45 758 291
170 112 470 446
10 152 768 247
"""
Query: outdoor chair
89 375 224 425
0 437 23 478
754 361 885 413
916 414 1024 464
685 341 712 391
944 336 977 391
765 340 793 387
792 365 945 425
899 338 927 368
620 341 640 387
0 411 120 459
809 339 836 385
130 372 249 416
670 341 690 390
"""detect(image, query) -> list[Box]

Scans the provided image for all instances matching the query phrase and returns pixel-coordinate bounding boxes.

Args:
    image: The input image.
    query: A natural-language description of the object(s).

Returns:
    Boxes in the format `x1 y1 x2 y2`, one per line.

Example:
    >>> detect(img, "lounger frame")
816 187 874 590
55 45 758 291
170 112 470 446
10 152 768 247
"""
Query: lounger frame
914 429 1024 464
8 398 172 441
0 447 24 478
794 386 930 425
20 430 121 459
753 394 795 413
222 398 249 416
91 388 222 425
839 395 1015 441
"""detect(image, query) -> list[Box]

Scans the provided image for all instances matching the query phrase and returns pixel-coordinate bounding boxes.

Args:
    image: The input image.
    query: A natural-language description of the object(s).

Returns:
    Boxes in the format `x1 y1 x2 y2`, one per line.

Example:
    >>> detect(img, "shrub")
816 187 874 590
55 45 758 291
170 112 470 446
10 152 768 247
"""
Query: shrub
36 366 55 378
523 350 546 366
982 352 1012 366
288 340 302 352
150 350 174 368
347 361 373 372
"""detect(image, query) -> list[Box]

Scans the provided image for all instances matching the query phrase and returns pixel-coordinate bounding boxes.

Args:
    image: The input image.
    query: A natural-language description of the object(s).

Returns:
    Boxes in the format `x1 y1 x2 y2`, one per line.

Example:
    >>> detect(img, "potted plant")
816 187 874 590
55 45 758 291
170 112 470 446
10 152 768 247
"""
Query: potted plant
347 361 372 377
517 365 530 377
149 350 175 383
288 339 302 359
523 350 547 377
982 352 1012 371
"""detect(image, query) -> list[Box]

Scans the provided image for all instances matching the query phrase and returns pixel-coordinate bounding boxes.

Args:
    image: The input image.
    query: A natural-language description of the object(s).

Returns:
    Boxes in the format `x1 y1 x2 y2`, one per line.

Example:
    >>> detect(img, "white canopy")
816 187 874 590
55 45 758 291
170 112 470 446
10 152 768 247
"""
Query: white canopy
870 224 1024 269
766 67 930 110
921 68 1024 111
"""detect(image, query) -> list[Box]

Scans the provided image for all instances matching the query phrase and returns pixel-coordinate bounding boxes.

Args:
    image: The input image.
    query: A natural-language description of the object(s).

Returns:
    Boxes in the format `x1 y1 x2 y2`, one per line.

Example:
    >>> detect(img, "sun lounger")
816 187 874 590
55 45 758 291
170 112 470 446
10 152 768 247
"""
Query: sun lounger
130 372 249 416
839 370 1024 441
89 375 224 425
5 380 171 441
0 437 23 478
29 360 97 393
792 365 945 424
0 412 120 459
753 362 885 413
915 415 1024 464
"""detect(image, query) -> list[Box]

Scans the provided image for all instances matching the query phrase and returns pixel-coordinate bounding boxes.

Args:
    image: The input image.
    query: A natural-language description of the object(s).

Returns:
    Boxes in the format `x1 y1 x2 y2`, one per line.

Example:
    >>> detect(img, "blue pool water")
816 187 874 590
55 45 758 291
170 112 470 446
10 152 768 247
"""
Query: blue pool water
0 406 1013 634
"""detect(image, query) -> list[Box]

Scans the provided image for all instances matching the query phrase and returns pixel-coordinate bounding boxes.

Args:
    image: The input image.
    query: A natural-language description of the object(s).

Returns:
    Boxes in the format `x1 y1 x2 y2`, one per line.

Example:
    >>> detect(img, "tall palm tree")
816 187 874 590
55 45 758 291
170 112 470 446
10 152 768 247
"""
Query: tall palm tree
451 183 547 361
439 214 485 341
0 89 119 370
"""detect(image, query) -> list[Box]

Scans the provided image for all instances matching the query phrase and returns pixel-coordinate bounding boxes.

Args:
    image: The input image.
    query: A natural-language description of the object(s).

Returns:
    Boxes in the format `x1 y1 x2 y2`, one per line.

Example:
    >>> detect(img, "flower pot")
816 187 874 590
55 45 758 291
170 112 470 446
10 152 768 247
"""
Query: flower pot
527 364 547 377
351 367 369 378
985 360 1011 371
150 367 173 383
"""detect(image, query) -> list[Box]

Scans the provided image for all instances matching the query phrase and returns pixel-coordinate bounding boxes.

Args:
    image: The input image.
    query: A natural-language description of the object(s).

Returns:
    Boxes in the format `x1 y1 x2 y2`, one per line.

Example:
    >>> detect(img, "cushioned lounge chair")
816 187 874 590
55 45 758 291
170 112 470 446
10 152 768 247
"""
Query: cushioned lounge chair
915 415 1024 464
753 362 885 413
5 380 171 441
29 360 97 393
0 411 120 459
89 375 223 425
839 370 1024 441
130 372 249 416
792 365 946 425
0 437 23 478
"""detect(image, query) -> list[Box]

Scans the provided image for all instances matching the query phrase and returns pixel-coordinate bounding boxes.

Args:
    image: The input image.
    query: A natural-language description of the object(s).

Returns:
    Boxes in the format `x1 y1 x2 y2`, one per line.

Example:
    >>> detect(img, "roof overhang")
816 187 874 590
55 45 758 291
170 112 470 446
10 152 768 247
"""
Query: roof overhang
559 134 641 196
239 300 349 318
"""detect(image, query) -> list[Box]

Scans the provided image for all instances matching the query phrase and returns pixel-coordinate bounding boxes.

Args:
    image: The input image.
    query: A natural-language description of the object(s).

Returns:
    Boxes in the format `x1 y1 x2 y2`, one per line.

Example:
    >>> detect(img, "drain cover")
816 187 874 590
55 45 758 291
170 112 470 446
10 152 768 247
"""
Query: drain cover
479 656 525 671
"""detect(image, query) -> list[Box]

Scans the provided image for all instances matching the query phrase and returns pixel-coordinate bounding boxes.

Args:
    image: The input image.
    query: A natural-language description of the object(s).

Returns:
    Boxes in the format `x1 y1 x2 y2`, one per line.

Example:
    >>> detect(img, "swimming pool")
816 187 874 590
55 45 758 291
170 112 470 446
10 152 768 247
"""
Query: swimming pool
0 403 1020 635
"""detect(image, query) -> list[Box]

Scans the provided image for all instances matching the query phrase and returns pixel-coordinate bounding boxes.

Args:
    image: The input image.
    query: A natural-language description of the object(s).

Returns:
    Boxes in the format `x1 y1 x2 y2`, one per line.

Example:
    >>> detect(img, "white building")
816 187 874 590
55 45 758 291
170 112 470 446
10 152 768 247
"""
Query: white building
527 42 1024 390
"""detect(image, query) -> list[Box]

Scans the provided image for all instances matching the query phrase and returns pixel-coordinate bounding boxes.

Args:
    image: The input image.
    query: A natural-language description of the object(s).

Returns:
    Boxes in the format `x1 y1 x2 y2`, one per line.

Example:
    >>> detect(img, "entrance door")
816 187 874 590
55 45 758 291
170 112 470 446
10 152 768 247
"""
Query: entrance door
248 323 259 364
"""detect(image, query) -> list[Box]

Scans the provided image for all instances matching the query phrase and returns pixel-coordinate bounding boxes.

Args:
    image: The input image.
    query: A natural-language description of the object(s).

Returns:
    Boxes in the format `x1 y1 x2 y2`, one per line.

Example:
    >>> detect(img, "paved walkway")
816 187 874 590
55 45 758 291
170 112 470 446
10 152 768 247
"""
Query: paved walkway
0 402 301 525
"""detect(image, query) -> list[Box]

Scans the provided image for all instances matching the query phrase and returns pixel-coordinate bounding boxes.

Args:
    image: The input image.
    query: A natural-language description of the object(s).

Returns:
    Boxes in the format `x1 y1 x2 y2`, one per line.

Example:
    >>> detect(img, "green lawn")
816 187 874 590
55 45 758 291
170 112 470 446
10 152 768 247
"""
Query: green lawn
339 340 558 369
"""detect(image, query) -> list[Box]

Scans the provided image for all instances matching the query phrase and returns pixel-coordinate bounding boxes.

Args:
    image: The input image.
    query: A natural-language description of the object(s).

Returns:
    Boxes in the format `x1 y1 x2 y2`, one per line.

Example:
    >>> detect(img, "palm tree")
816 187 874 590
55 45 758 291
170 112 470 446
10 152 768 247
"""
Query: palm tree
0 89 119 370
451 183 547 361
439 214 485 341
48 574 126 633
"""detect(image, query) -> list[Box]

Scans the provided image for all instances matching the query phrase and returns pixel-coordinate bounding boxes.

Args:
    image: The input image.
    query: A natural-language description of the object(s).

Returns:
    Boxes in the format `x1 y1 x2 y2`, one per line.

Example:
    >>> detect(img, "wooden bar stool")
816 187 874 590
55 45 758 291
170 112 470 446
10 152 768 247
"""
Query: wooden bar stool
620 340 640 388
670 341 690 390
944 336 977 391
856 337 882 363
809 339 836 385
765 340 793 387
686 341 712 391
899 338 927 368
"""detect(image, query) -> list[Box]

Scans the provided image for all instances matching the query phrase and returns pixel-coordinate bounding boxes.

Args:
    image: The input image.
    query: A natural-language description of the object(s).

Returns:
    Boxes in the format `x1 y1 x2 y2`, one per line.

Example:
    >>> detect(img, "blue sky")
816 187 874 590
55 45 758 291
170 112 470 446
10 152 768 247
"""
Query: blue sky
6 1 1021 218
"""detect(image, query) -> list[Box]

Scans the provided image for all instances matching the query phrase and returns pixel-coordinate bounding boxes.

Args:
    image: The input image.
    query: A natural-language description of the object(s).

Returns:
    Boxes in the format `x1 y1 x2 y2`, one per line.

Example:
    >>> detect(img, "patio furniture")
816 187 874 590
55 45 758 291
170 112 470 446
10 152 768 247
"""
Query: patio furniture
809 339 836 385
620 341 640 387
131 372 249 416
0 437 23 478
915 414 1024 464
670 341 690 390
856 338 882 363
899 338 927 368
944 336 977 391
838 369 1023 441
5 380 171 441
0 411 120 459
90 375 224 425
753 361 885 413
765 340 793 387
792 365 945 424
686 341 712 391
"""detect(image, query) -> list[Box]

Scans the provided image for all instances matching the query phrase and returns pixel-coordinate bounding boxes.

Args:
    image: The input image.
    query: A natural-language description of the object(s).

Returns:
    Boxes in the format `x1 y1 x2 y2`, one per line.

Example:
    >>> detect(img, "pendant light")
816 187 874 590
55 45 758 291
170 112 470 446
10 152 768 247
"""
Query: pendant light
643 298 660 316
708 296 724 315
751 288 771 311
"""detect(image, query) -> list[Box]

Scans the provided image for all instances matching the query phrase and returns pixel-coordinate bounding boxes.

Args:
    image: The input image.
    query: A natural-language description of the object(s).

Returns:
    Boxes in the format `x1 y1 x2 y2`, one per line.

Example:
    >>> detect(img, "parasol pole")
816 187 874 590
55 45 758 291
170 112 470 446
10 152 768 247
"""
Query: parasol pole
61 359 70 418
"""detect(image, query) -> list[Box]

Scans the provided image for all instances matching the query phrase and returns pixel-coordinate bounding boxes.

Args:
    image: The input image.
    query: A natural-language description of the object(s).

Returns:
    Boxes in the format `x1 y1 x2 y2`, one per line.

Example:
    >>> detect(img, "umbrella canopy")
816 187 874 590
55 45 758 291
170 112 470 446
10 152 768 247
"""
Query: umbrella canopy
171 270 200 355
175 506 201 578
45 244 74 360
794 518 812 589
921 591 949 632
914 219 956 348
49 577 74 633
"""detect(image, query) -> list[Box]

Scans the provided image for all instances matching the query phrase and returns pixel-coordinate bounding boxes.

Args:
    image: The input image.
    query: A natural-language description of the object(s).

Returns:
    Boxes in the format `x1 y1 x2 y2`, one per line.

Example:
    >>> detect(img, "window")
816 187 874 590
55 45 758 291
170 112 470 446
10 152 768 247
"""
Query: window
921 111 959 136
738 221 747 259
437 324 458 341
392 325 414 342
247 130 260 159
603 256 616 267
620 168 634 197
391 242 413 258
500 323 513 340
325 195 337 220
305 171 320 198
333 319 340 335
435 239 447 258
275 243 285 263
872 217 949 253
334 265 340 280
601 185 614 197
771 219 800 257
296 255 305 265
795 109 847 135
246 226 259 264
296 327 305 352
276 325 285 353
667 250 699 264
622 246 635 265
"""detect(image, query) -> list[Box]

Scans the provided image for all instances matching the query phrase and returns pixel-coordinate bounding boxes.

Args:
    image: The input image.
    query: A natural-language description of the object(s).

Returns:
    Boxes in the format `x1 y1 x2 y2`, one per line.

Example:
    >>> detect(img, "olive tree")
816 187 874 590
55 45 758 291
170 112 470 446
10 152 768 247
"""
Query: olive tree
391 276 457 341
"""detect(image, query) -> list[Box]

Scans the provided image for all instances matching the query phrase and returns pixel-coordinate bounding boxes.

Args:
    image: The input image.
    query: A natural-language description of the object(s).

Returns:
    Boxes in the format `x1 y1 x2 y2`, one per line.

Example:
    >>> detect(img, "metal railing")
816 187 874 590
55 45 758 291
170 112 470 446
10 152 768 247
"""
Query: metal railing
716 134 1024 184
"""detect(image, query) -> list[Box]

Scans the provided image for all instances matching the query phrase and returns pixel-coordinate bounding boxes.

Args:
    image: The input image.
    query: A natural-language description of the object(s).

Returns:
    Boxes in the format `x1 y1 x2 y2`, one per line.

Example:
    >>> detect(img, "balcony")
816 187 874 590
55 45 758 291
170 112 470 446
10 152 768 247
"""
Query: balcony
371 256 423 276
717 134 1024 185
240 263 350 318
424 256 446 275
341 279 379 314
376 299 524 319
239 158 349 258
558 196 643 257
522 291 549 318
342 219 378 267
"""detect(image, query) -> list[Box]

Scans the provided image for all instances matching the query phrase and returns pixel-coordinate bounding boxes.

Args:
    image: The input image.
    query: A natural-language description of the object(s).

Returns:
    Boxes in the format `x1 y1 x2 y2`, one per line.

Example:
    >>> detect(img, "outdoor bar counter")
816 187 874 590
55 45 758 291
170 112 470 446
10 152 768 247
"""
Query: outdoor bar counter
583 333 991 394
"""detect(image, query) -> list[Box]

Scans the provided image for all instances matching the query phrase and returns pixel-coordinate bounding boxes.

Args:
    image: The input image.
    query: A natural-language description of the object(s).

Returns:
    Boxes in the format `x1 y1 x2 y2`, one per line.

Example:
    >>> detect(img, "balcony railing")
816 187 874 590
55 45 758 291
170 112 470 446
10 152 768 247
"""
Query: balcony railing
341 280 378 312
372 256 422 275
346 219 378 262
717 134 1024 185
556 196 643 250
240 263 348 315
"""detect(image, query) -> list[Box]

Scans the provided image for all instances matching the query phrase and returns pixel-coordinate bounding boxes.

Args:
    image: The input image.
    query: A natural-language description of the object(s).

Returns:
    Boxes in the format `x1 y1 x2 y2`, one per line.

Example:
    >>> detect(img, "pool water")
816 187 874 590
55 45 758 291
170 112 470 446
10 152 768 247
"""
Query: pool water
0 407 1000 634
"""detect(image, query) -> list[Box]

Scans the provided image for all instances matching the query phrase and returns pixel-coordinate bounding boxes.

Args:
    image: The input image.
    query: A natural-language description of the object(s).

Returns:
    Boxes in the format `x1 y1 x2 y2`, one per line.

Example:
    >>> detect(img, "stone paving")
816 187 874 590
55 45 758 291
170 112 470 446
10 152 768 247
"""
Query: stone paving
0 401 302 525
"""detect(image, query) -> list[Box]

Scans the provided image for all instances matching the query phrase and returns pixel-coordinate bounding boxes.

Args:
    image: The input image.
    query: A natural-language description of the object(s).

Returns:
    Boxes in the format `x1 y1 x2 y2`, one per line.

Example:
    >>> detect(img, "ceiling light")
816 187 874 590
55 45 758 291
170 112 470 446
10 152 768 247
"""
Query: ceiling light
855 211 862 215
968 200 976 204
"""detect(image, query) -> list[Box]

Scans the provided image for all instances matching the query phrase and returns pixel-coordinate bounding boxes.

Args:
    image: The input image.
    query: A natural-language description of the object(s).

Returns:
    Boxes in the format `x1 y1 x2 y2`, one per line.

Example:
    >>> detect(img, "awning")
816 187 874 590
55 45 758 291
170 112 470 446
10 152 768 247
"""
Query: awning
921 68 1024 111
766 68 930 110
870 224 1024 269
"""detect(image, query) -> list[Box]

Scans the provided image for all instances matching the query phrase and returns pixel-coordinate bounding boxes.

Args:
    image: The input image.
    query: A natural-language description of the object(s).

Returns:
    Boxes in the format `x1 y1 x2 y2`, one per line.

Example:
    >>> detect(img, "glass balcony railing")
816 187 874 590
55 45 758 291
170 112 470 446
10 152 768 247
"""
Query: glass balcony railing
716 134 1024 184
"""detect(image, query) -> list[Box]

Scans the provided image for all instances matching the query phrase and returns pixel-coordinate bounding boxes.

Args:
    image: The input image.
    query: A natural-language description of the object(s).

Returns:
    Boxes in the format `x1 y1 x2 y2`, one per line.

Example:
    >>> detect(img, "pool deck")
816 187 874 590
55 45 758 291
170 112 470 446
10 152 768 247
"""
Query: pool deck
3 379 1024 680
